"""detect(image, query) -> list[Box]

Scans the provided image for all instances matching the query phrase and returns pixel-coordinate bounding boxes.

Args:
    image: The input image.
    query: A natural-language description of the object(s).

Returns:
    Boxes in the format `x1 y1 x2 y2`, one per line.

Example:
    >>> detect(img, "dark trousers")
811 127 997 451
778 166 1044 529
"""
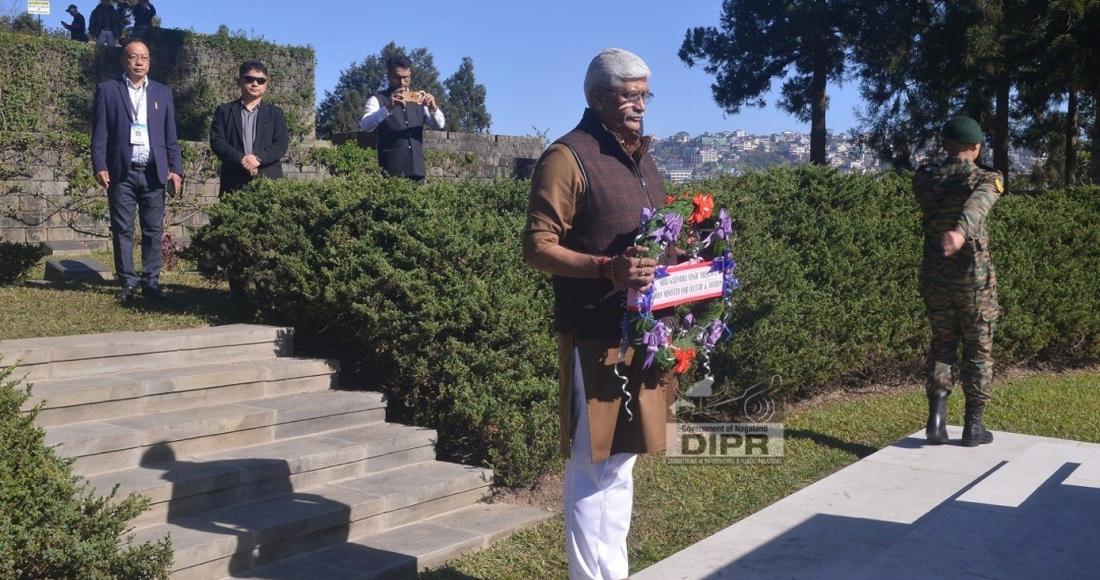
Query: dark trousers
108 165 165 288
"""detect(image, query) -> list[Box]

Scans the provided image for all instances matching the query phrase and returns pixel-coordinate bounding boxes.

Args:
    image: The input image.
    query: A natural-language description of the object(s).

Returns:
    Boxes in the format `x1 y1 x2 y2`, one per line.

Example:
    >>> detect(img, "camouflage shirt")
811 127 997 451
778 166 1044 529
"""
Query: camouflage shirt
913 157 1003 290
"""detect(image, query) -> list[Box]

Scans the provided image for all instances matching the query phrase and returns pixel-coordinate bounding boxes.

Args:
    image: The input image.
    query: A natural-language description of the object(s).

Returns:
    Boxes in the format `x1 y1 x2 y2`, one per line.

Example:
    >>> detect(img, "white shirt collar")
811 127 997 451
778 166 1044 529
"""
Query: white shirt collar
124 76 149 90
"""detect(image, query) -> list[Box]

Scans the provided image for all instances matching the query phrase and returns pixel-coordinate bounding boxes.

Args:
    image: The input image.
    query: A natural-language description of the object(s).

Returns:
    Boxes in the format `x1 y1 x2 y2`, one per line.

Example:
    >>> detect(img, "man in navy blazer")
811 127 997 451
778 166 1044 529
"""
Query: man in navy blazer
210 60 289 194
92 38 183 301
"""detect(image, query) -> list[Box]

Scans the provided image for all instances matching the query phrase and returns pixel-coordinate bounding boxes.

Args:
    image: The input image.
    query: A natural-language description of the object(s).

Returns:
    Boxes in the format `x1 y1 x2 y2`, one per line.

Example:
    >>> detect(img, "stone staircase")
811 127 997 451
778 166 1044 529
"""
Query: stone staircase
1 324 550 579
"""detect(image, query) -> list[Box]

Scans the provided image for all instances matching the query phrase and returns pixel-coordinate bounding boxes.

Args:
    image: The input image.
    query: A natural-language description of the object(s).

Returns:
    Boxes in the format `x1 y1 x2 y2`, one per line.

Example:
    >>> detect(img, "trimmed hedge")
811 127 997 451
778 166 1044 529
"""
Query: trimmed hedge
0 28 315 140
186 167 1100 484
0 363 173 578
186 176 558 486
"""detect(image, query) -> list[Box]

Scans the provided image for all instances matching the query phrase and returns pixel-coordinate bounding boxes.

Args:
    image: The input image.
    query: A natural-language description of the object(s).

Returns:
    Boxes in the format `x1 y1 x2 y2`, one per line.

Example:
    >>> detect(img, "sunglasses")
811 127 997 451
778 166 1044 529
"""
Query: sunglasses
241 75 268 85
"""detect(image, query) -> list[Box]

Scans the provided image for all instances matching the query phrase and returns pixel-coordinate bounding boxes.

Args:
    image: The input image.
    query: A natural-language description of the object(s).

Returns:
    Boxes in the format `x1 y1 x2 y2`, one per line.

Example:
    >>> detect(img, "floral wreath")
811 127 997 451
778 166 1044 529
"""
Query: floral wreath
614 192 738 417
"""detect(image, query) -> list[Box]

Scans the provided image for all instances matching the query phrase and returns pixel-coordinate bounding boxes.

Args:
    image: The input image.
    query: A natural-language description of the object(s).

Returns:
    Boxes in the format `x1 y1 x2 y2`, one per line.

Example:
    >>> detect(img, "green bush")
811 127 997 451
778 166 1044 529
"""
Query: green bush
0 242 44 285
0 363 173 578
686 168 1100 396
186 167 1100 484
186 176 558 486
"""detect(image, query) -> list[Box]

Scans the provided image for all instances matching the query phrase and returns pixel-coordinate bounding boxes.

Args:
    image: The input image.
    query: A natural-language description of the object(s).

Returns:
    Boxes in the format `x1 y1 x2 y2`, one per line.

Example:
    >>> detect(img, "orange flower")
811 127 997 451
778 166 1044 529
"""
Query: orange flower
672 348 696 374
665 195 676 205
690 193 714 224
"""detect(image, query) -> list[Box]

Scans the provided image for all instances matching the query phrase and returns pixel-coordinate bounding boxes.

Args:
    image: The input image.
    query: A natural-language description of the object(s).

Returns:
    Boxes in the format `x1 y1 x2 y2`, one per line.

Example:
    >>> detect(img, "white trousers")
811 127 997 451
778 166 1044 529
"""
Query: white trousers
565 346 637 580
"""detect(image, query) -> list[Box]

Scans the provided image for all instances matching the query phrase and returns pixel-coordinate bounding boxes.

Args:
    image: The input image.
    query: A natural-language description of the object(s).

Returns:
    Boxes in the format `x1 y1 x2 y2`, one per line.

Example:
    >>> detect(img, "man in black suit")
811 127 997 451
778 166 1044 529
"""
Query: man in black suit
210 61 289 194
91 38 183 301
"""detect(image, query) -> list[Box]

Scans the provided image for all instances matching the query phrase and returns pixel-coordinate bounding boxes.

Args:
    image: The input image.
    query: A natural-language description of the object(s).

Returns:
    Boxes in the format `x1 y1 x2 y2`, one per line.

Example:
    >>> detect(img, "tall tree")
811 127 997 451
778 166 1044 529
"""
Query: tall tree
679 1 858 165
443 57 491 133
854 0 1049 180
316 42 446 139
1082 0 1100 183
1012 0 1093 186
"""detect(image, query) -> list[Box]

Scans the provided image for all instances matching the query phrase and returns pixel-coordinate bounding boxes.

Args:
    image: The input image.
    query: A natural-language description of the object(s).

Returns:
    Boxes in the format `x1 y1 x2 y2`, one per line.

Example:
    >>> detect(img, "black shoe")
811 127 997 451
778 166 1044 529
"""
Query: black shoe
115 286 136 302
925 389 949 445
142 284 167 300
961 403 994 447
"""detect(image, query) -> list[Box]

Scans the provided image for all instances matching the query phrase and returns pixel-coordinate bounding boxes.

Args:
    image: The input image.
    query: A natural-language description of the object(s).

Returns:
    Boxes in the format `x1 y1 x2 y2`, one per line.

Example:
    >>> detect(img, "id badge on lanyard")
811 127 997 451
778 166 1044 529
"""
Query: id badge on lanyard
130 123 149 147
129 86 148 147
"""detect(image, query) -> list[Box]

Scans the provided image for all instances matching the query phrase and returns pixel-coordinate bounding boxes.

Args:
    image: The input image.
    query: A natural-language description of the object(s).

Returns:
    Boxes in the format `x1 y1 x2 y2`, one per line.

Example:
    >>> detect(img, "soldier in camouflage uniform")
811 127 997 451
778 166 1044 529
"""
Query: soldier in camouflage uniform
914 115 1003 447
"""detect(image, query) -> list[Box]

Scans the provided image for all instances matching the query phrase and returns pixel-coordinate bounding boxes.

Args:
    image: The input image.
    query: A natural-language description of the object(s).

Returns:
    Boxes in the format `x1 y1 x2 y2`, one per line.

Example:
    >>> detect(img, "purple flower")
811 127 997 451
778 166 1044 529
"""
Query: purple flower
699 319 727 349
716 208 732 240
638 285 655 314
649 213 684 246
702 208 733 248
683 313 694 328
654 265 669 279
640 207 657 225
642 321 671 369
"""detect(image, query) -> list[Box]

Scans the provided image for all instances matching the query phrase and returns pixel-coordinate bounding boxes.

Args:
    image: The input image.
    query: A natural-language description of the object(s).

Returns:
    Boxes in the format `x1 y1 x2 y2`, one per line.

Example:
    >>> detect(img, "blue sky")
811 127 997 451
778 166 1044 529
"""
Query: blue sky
47 0 863 139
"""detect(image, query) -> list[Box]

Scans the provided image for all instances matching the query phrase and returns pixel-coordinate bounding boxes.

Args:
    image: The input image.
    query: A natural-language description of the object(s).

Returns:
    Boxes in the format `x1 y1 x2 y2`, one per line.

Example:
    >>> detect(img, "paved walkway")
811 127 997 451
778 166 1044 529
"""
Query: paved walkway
636 426 1100 579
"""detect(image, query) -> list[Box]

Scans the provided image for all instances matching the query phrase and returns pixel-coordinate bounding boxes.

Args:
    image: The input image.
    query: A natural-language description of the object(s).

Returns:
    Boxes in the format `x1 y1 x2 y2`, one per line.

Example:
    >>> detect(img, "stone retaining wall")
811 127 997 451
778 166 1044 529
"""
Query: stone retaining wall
0 141 327 244
331 130 544 180
1 131 544 245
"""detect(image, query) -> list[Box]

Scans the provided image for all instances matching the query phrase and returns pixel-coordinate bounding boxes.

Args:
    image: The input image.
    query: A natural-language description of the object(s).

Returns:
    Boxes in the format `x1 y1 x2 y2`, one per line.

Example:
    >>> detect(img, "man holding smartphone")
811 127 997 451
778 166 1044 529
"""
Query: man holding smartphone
358 55 445 181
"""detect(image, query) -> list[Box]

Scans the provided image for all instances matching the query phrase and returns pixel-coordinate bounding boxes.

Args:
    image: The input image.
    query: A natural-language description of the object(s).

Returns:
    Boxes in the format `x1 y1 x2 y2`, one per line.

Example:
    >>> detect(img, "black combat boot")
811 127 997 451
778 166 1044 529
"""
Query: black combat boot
961 403 994 447
925 389 949 445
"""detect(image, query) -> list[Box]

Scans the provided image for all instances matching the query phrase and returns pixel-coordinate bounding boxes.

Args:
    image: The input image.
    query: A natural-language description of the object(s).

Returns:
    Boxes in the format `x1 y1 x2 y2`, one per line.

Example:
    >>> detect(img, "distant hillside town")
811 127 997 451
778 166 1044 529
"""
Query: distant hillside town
650 130 1042 182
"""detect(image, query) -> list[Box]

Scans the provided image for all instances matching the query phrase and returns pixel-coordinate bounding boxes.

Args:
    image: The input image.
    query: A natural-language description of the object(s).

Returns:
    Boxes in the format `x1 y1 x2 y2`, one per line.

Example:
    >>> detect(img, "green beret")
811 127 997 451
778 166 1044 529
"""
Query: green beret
942 116 983 145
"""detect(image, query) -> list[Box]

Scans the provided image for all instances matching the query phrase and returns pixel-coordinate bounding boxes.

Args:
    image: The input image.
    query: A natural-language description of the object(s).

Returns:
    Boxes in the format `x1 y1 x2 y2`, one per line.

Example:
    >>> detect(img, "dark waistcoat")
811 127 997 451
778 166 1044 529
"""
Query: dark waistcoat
375 90 426 178
551 108 666 338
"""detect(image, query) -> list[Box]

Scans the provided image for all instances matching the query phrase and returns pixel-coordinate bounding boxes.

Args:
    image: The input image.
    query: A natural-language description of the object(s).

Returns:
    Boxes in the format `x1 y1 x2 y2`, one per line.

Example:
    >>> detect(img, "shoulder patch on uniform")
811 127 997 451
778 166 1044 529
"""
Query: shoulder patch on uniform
993 175 1004 193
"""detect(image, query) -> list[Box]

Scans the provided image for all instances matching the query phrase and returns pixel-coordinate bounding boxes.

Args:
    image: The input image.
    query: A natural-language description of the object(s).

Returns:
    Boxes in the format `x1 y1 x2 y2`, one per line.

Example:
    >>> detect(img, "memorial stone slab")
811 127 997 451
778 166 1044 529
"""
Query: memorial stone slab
44 258 113 284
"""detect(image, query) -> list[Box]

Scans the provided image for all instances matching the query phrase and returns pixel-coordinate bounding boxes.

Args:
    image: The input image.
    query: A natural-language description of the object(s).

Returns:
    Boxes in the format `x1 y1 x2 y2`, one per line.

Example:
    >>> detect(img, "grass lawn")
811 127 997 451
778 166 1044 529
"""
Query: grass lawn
0 252 246 341
427 370 1100 579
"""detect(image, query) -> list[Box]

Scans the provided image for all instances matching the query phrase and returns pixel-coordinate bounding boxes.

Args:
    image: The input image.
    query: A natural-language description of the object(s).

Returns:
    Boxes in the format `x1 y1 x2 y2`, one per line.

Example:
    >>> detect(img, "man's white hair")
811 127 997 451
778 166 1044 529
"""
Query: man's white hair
583 48 651 107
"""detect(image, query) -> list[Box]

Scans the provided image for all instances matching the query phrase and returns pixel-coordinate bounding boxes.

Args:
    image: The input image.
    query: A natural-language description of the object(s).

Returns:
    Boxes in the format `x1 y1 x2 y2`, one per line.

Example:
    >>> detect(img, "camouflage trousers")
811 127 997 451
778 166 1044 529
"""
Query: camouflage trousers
920 284 998 404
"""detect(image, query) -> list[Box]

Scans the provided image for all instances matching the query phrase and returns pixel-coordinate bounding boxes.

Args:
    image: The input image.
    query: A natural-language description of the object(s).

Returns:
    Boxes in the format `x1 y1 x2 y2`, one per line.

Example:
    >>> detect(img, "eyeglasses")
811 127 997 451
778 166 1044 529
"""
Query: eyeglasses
614 90 654 104
241 75 268 85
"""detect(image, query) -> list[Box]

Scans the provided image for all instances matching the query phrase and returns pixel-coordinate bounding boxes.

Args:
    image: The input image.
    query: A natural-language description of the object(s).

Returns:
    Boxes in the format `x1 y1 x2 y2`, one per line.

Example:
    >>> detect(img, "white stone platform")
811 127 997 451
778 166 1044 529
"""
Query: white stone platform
636 427 1100 580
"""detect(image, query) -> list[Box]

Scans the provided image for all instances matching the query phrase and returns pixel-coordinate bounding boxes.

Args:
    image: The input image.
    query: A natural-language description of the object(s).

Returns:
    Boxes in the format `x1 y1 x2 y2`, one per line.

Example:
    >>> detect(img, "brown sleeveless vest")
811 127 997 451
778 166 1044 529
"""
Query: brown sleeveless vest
551 108 666 338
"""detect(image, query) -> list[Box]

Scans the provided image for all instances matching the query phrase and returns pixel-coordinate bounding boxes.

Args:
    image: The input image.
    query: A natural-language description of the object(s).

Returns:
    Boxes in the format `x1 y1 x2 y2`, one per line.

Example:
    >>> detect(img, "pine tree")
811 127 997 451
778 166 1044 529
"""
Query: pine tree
443 57 491 133
679 0 859 165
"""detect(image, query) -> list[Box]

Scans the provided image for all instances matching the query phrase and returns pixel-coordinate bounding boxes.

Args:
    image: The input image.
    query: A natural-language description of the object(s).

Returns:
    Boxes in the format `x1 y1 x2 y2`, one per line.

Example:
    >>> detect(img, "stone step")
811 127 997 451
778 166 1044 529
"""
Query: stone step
236 503 554 579
27 357 338 427
87 423 437 528
46 391 387 476
131 461 494 579
0 324 293 381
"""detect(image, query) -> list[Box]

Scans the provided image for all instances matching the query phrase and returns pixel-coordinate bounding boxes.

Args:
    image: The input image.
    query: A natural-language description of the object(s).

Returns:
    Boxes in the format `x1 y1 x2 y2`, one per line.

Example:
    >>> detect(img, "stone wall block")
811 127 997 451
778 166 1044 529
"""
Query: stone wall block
0 228 27 243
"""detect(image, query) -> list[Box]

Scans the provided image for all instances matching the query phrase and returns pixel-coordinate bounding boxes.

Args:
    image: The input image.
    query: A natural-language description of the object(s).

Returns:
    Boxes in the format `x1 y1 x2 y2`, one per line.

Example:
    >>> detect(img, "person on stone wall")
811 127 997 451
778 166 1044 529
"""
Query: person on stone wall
209 60 289 194
522 48 670 580
88 0 117 46
61 4 88 42
357 55 445 181
131 0 155 37
112 0 132 40
915 115 1002 448
91 38 182 302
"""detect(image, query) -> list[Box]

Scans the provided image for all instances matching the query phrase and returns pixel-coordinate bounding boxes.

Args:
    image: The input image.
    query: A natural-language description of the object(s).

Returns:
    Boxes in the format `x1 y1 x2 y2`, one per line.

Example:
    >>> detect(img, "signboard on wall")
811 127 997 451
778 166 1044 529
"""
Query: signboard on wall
27 0 50 15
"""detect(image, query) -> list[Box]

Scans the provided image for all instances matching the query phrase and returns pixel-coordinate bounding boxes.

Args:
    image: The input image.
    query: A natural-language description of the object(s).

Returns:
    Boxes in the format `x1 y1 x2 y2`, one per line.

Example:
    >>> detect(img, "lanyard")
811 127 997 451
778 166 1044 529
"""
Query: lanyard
129 82 146 123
